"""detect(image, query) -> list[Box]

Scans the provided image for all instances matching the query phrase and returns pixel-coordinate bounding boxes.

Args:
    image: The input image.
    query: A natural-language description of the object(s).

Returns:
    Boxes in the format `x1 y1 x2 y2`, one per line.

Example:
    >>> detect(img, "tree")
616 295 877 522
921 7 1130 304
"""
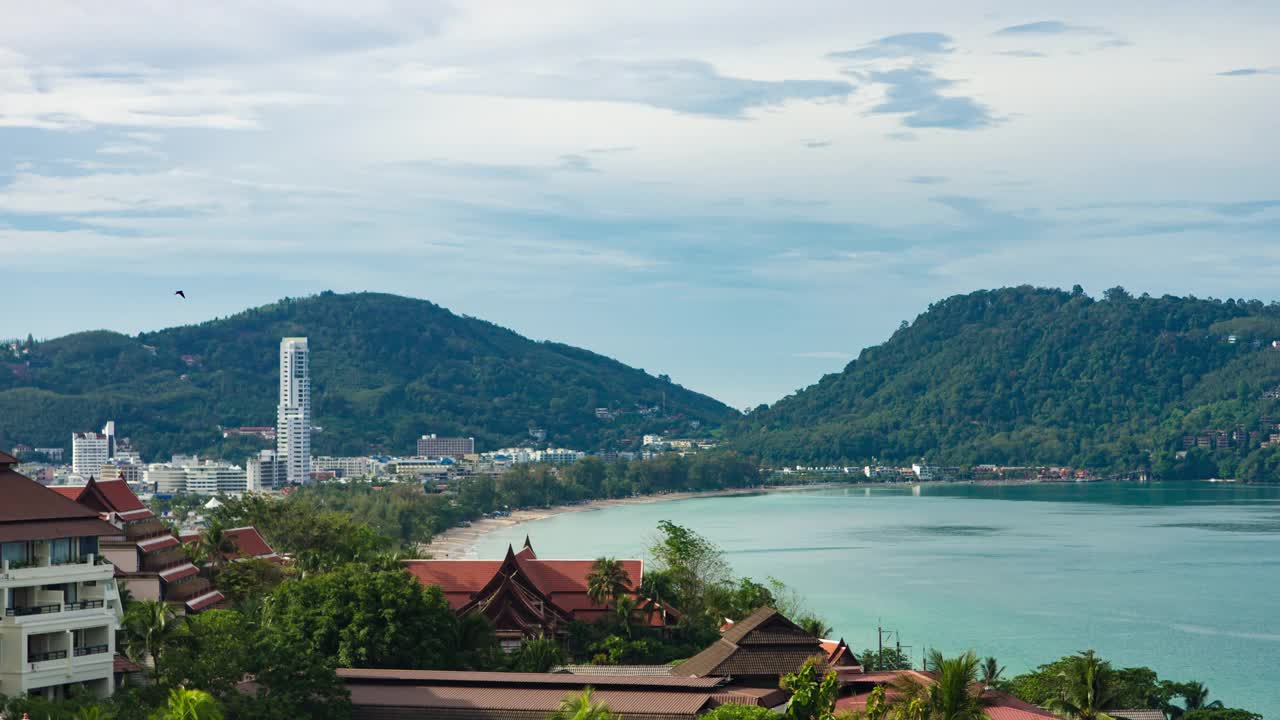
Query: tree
781 657 840 720
214 556 288 605
586 558 632 607
647 521 731 622
159 610 253 697
263 564 460 668
548 689 619 720
981 657 1006 687
612 595 639 639
148 689 223 720
123 600 183 678
894 650 988 720
1182 710 1262 720
511 636 564 673
1177 682 1223 713
1044 650 1121 720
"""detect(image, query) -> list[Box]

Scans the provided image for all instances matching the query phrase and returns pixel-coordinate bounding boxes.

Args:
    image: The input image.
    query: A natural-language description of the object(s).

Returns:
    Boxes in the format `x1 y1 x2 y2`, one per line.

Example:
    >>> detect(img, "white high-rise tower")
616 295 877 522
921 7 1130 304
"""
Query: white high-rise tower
277 337 311 485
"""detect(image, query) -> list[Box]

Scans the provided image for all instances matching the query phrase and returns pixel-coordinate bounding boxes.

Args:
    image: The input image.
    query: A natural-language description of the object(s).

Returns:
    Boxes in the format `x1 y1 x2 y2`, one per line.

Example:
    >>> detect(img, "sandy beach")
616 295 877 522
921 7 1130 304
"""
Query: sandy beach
421 483 839 559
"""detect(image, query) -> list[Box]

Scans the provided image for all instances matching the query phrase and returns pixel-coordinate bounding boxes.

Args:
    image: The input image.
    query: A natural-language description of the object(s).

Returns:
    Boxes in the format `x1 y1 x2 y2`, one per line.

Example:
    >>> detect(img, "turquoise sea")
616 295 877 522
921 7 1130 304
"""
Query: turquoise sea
474 483 1280 718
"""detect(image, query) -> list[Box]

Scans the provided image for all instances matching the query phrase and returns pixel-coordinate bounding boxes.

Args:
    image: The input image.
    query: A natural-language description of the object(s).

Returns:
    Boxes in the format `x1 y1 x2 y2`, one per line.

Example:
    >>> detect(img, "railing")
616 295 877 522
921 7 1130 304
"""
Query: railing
28 650 68 662
142 548 189 572
125 520 171 540
74 644 110 657
65 600 105 611
164 577 211 602
5 604 61 617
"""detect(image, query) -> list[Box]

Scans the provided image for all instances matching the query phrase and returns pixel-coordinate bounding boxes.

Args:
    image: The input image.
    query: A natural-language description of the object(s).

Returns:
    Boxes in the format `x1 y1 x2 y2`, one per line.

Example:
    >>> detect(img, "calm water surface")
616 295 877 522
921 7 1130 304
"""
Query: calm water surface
475 483 1280 718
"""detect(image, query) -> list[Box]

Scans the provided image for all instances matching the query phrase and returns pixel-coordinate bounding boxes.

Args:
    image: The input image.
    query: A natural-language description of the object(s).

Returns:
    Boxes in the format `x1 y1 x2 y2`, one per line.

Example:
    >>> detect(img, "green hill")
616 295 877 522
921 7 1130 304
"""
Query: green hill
730 285 1280 481
0 292 735 459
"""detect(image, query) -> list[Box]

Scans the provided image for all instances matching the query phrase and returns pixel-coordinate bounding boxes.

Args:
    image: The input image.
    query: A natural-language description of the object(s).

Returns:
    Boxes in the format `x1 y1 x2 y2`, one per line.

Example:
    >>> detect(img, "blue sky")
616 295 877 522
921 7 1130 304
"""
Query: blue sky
1 0 1278 409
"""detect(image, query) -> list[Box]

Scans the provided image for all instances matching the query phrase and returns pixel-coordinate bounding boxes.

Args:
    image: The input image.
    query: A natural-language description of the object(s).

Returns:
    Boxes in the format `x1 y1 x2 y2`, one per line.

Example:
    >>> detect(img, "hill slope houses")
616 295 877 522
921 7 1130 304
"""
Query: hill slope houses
731 286 1280 480
0 292 735 459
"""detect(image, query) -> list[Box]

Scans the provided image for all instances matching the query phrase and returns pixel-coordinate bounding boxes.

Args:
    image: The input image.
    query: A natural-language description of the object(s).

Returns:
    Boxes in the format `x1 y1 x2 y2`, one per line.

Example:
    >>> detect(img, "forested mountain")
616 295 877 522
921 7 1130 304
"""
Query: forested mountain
730 286 1280 481
0 292 734 459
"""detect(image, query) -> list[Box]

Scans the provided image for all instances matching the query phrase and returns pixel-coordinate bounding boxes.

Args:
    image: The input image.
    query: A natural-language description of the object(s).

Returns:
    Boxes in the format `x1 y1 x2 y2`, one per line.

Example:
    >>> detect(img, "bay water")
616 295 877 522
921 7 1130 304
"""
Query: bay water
474 482 1280 717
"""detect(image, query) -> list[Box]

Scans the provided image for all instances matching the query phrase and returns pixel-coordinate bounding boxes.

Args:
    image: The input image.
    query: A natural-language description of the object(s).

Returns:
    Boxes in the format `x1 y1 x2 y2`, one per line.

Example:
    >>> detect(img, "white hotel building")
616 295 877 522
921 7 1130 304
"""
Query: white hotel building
0 451 122 700
277 337 311 485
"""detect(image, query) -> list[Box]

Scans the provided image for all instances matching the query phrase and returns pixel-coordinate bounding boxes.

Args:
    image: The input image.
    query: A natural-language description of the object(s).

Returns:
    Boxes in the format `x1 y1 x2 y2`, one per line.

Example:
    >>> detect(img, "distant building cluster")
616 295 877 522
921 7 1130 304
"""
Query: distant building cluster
779 463 1098 483
1182 418 1280 451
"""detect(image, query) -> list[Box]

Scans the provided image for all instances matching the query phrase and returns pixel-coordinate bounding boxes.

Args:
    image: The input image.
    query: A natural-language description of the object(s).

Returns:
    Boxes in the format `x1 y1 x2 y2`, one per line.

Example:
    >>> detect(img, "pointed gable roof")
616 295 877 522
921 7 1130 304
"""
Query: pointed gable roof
459 545 573 632
515 535 536 560
673 607 827 680
51 477 155 522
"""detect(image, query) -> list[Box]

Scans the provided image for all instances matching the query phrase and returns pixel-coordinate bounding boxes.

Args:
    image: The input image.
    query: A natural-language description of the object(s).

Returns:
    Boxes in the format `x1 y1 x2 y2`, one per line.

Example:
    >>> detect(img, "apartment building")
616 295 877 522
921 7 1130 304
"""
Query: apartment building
277 337 311 485
0 451 122 700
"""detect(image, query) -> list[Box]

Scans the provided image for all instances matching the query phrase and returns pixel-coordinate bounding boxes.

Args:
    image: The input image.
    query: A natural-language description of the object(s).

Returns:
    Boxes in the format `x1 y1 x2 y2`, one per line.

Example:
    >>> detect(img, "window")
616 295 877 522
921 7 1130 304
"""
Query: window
49 538 73 565
79 536 99 558
1 541 30 566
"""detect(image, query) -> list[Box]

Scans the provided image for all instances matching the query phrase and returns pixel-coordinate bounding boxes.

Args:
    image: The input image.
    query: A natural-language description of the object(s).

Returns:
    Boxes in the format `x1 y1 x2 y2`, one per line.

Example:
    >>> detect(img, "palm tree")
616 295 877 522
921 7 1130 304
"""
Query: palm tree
193 523 237 570
148 689 223 720
981 657 1006 687
1180 682 1223 713
123 600 182 678
586 558 632 607
798 615 833 639
890 651 988 720
1045 650 1120 720
549 689 619 720
613 595 639 638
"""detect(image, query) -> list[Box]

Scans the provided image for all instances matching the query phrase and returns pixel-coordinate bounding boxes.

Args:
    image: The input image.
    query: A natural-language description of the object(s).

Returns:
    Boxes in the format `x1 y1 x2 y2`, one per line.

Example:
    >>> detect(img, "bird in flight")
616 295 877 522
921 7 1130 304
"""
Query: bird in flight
175 290 186 299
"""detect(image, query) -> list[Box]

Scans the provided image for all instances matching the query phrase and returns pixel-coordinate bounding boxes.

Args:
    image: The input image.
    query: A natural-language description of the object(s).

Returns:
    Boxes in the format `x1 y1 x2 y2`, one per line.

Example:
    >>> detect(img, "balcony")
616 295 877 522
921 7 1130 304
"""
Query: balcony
74 644 110 658
125 520 171 541
65 599 106 612
5 603 61 617
164 577 211 602
142 548 189 573
28 649 68 663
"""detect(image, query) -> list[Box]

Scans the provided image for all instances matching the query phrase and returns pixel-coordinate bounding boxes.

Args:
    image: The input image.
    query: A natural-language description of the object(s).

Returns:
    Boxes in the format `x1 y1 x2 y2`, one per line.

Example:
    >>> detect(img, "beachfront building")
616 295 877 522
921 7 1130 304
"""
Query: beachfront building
0 451 123 700
404 538 676 650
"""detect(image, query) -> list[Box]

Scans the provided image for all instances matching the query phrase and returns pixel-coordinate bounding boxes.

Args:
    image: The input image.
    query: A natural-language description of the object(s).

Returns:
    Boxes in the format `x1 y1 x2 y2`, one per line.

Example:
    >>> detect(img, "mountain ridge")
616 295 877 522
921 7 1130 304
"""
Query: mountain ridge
730 285 1280 481
0 291 735 459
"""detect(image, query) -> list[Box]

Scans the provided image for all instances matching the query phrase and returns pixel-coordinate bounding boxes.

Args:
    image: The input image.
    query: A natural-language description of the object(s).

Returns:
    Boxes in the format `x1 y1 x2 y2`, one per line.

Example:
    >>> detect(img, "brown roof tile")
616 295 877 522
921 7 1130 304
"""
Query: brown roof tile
336 669 722 689
673 607 827 679
345 683 714 719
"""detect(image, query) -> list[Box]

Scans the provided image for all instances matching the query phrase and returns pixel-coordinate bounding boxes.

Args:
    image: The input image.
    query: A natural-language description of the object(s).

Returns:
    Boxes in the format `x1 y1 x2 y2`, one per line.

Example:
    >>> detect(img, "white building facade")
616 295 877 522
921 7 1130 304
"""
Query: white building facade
276 337 311 486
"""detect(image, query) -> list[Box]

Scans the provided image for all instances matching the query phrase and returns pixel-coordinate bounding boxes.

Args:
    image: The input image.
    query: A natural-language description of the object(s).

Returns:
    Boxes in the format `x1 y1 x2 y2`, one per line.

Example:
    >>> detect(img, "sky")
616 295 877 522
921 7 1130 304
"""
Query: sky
1 1 1278 410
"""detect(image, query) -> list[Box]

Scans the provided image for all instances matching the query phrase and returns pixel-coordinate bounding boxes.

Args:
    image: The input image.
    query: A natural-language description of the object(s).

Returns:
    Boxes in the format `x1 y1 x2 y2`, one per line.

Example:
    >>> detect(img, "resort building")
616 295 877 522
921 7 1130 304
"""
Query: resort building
672 607 829 685
0 451 123 700
416 434 475 458
246 450 285 492
277 337 312 486
143 458 247 496
53 477 224 614
404 538 675 650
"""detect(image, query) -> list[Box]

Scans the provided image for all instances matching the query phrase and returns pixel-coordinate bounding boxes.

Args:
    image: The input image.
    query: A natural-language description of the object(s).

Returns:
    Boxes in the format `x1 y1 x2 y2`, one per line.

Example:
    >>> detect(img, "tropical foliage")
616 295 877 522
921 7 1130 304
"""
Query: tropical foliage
0 291 732 457
732 286 1280 480
547 689 619 720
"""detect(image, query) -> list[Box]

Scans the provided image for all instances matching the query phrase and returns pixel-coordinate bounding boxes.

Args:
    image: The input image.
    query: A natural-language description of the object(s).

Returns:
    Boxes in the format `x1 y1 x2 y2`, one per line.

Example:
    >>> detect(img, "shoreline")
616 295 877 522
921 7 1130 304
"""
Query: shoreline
420 478 1058 559
422 483 842 559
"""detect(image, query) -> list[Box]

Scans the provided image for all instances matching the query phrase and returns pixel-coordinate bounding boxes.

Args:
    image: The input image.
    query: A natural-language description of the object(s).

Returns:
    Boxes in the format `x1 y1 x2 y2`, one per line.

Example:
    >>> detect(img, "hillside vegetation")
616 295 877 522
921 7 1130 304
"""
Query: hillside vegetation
731 286 1280 481
0 292 734 459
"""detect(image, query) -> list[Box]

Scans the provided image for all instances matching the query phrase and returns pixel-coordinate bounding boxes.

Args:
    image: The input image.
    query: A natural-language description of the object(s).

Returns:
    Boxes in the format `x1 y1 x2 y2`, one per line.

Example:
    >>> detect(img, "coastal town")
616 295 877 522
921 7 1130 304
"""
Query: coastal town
0 335 1263 719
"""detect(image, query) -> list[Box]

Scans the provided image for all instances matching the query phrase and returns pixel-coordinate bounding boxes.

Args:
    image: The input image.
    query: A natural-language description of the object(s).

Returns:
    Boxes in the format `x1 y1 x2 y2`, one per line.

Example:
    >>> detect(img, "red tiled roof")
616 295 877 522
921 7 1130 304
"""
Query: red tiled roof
185 589 226 613
93 478 149 513
50 485 87 501
336 669 725 689
159 563 199 582
114 654 143 674
405 557 644 613
835 670 1057 720
344 683 714 718
137 535 180 552
224 526 279 560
